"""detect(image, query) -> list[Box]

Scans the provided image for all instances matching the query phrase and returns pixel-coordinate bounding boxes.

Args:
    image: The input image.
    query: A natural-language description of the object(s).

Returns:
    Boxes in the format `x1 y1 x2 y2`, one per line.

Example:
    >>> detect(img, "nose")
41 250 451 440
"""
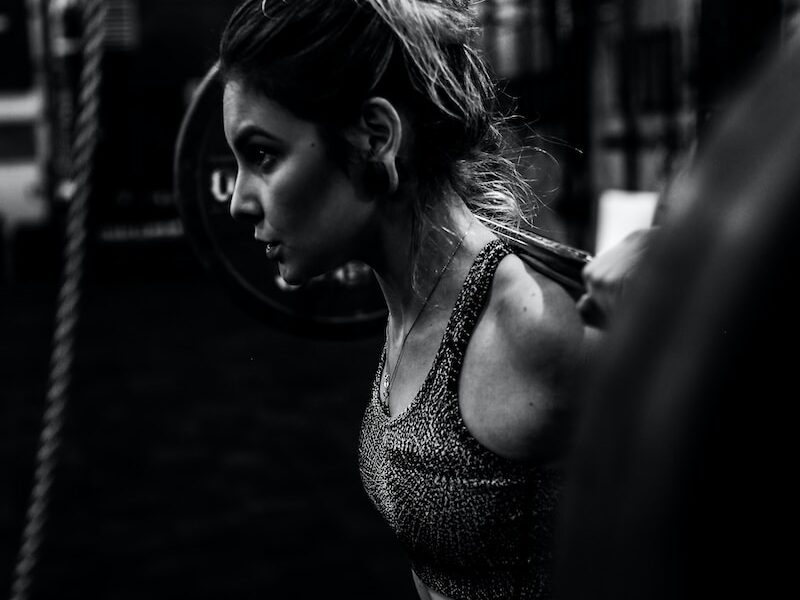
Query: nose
229 173 263 224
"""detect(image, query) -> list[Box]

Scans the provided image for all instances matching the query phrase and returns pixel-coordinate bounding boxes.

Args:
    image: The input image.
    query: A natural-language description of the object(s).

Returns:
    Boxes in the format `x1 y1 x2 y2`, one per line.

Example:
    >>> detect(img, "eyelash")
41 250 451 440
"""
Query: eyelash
245 146 277 171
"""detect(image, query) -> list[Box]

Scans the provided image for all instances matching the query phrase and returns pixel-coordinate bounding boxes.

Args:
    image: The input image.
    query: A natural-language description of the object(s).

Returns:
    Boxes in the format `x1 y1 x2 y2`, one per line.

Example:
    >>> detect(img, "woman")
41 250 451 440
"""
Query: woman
219 1 594 598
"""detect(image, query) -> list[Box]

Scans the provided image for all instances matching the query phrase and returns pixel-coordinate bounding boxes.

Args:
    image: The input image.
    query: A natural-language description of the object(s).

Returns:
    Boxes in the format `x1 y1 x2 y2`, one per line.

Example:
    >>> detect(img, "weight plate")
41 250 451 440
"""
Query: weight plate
174 63 388 339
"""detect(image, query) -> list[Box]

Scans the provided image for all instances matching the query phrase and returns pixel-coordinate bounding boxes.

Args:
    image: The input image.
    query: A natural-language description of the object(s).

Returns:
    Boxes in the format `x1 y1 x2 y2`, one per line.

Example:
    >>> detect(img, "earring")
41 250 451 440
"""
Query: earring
365 161 399 195
261 0 287 18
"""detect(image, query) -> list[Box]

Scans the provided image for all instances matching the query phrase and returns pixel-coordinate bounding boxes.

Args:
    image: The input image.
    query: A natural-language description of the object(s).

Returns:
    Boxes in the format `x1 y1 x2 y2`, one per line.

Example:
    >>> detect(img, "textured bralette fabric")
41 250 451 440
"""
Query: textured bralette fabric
358 239 563 600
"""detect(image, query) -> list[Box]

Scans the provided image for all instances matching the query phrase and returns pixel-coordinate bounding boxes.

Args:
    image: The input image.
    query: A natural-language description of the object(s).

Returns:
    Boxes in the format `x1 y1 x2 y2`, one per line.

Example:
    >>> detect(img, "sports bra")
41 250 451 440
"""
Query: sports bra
358 239 562 600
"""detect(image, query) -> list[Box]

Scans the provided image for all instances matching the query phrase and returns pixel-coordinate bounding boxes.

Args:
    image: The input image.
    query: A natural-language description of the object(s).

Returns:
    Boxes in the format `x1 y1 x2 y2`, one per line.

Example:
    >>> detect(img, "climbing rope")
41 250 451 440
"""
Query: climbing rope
9 2 106 599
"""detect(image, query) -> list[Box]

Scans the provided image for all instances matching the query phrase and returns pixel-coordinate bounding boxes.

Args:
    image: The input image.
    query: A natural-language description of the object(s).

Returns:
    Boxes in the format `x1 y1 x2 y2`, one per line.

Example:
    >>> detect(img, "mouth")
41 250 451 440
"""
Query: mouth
255 235 281 260
264 241 280 259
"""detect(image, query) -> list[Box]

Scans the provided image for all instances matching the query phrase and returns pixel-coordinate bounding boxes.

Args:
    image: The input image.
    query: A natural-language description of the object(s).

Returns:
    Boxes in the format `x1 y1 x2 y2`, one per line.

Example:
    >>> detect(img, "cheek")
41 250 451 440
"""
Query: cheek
277 153 357 228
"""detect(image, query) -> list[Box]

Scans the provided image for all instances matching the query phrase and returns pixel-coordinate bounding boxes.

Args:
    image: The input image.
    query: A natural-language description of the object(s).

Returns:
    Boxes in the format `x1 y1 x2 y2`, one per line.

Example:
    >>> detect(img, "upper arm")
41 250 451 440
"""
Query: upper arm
461 255 595 462
498 260 590 411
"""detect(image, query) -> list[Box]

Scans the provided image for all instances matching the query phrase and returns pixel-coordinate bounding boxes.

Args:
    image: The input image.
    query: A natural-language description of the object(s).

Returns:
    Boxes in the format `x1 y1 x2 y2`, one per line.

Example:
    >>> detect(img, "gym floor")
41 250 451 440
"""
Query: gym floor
0 232 416 600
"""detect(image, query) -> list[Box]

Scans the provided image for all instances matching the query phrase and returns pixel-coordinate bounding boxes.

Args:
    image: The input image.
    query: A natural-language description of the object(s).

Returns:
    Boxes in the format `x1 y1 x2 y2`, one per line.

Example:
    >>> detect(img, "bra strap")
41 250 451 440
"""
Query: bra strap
441 239 513 389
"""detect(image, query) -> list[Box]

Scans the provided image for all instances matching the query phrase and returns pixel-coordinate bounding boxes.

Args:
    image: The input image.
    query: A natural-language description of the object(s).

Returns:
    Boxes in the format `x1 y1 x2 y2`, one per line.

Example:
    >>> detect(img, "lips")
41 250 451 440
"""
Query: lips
264 242 280 259
254 233 281 259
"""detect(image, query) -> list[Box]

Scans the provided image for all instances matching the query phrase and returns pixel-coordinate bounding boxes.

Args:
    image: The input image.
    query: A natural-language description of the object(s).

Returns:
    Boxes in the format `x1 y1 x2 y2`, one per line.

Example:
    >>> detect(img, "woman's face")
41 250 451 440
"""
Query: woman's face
222 78 376 285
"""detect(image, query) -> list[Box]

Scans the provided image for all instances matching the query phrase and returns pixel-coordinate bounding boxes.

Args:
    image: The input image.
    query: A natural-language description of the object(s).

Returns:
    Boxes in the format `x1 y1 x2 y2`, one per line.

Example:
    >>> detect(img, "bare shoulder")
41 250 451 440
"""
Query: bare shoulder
491 253 588 368
460 252 594 463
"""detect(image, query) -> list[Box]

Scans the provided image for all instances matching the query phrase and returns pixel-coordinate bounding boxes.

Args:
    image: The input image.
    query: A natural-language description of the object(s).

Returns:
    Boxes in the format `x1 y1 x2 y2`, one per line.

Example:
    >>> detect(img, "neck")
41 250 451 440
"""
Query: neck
372 200 476 336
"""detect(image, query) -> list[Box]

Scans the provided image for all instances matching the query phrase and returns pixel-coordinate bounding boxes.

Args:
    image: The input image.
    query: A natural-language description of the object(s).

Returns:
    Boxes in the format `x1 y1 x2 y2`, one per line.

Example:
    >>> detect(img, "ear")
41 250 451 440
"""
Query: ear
348 97 403 193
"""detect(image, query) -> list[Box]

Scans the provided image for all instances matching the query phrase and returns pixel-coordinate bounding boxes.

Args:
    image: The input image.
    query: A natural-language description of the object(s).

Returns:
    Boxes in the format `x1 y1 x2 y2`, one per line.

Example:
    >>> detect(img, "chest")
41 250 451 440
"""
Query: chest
358 383 561 577
384 310 534 442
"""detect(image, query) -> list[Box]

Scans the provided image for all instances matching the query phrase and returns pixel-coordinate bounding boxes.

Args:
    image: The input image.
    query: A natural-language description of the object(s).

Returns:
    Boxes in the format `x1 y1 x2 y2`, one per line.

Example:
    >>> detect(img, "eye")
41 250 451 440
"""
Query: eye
244 145 278 172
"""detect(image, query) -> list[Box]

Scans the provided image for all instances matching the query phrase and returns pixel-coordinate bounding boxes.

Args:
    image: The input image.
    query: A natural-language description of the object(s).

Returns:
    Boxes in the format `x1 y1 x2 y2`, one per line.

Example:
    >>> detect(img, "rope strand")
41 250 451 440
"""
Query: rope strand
9 2 106 599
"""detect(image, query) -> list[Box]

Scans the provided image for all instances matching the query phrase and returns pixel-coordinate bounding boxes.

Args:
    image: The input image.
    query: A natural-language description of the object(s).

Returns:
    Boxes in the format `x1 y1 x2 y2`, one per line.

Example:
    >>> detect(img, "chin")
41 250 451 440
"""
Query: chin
276 265 303 286
276 261 318 287
277 251 344 287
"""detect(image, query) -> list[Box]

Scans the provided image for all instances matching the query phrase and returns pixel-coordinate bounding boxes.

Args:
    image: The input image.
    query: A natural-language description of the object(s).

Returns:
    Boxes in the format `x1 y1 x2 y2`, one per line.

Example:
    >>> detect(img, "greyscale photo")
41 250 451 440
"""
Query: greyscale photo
2 2 798 599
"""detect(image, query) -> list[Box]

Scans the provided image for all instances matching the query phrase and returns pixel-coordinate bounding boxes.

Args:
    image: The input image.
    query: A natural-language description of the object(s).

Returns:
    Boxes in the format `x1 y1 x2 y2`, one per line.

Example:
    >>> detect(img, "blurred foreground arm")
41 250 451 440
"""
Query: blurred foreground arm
576 227 656 328
577 141 695 328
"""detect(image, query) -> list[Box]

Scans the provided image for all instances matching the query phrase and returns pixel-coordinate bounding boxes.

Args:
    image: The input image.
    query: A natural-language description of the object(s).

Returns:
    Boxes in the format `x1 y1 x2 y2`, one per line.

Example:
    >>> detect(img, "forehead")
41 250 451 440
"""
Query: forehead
222 78 317 143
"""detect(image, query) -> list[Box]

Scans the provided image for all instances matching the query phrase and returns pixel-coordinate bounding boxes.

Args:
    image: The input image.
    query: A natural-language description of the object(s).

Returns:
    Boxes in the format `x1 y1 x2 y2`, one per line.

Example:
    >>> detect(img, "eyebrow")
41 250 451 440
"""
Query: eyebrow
231 124 285 151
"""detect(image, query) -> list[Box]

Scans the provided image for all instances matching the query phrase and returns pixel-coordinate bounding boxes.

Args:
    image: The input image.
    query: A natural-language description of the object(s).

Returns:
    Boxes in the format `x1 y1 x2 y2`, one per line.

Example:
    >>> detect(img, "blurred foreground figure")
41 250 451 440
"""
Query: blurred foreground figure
556 39 800 600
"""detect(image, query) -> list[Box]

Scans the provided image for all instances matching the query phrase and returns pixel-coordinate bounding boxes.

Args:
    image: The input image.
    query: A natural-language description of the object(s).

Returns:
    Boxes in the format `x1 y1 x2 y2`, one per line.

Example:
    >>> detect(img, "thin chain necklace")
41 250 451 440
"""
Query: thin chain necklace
382 221 473 402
